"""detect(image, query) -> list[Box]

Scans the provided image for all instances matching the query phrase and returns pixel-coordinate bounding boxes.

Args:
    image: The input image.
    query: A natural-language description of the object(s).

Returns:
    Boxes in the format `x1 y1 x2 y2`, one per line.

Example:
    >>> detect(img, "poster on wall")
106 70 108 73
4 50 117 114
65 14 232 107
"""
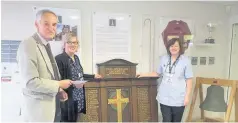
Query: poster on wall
1 40 21 83
158 17 194 57
92 12 131 73
33 6 81 57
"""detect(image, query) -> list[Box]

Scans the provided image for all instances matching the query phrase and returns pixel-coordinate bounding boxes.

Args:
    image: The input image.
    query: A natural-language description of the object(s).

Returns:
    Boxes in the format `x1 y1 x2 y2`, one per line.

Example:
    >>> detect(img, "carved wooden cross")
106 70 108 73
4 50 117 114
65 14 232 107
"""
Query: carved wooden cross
108 89 129 122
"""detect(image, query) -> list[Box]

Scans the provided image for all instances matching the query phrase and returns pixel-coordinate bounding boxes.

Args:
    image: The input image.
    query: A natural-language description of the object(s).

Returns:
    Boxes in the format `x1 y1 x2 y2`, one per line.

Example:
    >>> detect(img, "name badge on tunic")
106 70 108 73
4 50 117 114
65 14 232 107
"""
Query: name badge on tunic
78 73 84 81
164 72 174 83
78 73 81 77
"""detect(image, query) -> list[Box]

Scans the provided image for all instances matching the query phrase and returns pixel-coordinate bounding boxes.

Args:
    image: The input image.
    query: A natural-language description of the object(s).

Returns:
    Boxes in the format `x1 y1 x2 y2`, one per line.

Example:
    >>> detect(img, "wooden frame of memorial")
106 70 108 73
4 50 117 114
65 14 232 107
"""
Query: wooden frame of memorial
78 59 159 122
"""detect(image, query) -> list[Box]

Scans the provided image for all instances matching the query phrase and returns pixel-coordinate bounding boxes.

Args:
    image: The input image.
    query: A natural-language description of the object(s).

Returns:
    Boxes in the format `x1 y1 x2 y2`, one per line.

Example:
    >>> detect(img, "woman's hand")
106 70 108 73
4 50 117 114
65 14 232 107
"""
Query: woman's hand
184 95 190 106
136 72 159 78
184 78 192 106
94 74 102 79
136 73 148 78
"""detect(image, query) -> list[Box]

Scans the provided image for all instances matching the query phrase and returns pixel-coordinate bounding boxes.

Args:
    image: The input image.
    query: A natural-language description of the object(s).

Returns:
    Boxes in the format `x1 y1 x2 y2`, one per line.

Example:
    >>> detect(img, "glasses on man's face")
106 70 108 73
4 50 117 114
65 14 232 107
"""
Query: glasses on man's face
67 41 78 45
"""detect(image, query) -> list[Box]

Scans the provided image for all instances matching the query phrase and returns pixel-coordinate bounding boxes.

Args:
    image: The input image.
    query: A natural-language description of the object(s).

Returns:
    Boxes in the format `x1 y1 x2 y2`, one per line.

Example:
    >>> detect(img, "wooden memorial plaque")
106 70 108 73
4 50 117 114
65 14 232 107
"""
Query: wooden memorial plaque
81 59 159 122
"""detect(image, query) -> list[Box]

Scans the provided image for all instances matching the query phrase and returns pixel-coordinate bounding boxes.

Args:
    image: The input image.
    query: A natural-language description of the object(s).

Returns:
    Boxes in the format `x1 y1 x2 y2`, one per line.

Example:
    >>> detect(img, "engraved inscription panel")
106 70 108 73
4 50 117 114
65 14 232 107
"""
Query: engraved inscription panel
97 59 138 78
137 87 151 122
105 67 129 76
82 89 99 122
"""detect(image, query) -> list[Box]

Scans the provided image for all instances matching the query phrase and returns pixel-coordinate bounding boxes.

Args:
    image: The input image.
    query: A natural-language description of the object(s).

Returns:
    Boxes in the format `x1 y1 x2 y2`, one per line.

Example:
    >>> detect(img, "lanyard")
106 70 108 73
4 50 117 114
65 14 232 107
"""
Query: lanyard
168 55 180 74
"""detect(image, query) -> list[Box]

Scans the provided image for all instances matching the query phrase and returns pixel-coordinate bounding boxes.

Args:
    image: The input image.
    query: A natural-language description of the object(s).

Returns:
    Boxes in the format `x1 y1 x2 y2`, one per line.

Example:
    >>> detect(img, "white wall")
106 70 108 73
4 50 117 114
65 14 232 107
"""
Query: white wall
1 1 236 122
1 1 231 74
229 16 238 80
227 8 238 121
228 3 238 80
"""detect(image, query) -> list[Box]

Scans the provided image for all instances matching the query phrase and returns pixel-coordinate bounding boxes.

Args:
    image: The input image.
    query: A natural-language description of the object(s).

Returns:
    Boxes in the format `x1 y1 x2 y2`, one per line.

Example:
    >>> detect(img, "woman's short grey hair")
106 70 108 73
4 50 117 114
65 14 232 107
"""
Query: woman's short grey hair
36 9 57 23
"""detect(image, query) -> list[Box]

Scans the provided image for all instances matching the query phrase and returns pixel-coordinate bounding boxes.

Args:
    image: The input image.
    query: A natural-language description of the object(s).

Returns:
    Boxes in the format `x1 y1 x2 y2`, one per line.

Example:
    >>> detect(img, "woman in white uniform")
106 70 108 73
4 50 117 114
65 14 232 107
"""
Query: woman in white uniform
137 38 193 122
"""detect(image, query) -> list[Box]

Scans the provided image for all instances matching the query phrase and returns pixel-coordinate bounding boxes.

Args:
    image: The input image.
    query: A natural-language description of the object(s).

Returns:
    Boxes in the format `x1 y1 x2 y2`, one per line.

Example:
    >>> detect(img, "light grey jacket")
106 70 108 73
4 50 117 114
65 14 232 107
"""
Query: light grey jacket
17 33 61 122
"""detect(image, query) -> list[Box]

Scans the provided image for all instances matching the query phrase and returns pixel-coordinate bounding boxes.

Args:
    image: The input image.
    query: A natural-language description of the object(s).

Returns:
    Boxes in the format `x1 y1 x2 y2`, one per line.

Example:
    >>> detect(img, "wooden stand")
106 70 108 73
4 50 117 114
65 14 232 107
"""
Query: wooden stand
81 78 158 122
79 59 159 122
186 77 237 122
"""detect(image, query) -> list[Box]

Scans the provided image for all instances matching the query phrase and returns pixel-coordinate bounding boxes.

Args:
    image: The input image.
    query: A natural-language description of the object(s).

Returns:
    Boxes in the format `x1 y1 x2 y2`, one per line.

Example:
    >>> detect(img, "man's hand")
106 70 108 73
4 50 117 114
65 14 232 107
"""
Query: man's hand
59 88 68 102
59 79 72 89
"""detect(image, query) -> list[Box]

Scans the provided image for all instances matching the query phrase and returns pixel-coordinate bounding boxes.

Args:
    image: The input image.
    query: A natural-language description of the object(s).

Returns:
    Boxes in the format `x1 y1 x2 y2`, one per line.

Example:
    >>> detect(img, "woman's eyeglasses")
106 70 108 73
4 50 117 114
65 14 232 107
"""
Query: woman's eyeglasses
67 41 78 45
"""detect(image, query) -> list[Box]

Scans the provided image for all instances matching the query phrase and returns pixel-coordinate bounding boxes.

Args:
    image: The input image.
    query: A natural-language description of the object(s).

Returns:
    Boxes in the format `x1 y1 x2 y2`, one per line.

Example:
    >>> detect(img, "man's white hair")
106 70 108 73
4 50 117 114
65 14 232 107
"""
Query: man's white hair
35 9 58 23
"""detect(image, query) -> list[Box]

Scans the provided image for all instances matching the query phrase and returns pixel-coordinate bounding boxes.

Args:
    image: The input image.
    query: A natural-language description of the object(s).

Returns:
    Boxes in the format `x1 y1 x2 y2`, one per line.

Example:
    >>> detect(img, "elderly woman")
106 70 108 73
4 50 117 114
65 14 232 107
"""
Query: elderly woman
55 33 102 122
137 38 193 122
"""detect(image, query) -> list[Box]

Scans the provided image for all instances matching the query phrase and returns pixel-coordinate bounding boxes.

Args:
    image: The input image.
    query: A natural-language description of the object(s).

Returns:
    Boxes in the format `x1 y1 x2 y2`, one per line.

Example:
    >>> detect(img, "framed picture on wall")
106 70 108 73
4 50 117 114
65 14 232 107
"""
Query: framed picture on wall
159 17 195 57
200 57 206 65
191 57 198 65
208 57 215 65
54 24 71 41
